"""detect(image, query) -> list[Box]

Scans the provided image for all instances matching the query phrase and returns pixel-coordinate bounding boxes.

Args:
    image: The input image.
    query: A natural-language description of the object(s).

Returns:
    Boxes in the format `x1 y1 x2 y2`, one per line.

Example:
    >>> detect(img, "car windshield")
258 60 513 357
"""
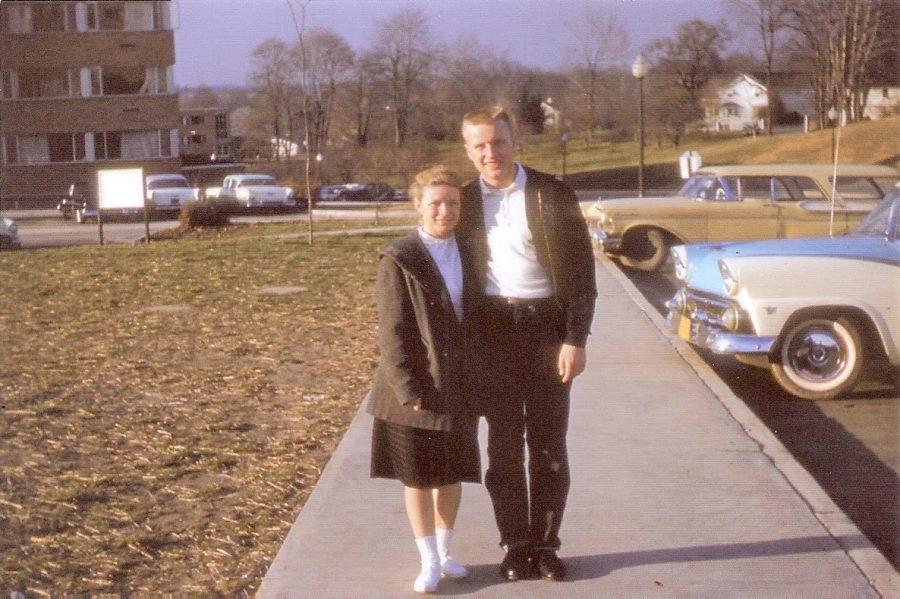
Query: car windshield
147 178 189 190
241 178 276 186
677 175 734 201
678 176 715 199
852 192 899 237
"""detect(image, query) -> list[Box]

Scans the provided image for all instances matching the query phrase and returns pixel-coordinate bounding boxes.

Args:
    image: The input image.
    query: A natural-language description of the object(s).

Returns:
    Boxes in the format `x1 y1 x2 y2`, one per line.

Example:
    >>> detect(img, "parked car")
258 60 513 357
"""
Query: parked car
56 181 91 222
145 174 197 214
665 186 900 400
336 182 394 202
318 184 348 202
214 174 295 209
587 163 899 271
0 217 21 250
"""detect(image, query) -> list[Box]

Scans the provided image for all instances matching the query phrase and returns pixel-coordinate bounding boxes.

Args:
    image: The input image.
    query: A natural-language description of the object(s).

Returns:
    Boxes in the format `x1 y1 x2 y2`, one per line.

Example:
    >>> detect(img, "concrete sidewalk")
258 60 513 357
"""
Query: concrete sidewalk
258 258 898 598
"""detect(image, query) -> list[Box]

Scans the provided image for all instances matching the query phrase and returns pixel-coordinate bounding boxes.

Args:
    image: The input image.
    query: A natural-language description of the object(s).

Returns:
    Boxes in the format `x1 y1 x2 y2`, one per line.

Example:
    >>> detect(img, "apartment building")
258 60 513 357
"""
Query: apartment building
0 1 181 204
179 107 232 164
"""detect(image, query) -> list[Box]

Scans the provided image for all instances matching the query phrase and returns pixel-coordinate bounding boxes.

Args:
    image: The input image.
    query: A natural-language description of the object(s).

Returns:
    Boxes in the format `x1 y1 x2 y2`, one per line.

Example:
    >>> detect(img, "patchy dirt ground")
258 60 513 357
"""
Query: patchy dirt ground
0 228 404 595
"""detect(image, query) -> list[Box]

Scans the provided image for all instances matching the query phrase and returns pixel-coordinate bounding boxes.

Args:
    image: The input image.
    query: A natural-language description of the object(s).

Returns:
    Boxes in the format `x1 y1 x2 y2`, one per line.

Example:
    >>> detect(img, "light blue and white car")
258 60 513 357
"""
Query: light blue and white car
665 186 900 400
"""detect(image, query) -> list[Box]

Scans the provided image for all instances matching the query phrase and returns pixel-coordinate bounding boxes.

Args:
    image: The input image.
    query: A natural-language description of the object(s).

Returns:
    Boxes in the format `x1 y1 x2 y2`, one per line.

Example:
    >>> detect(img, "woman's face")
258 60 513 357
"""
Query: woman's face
416 184 461 238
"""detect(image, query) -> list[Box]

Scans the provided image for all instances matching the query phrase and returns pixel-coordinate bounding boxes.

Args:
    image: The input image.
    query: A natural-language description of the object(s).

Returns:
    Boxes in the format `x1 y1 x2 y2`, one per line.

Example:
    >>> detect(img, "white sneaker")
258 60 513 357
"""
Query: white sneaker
414 561 441 593
441 556 468 579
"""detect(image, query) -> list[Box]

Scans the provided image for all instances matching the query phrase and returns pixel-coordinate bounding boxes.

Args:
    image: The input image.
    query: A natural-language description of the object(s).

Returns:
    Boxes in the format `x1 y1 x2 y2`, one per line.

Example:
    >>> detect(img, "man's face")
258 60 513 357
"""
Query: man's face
463 120 516 188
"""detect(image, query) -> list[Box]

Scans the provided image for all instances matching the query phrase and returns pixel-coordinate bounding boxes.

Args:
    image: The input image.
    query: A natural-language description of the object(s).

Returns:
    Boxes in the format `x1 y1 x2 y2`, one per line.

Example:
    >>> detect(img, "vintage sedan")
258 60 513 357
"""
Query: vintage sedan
215 174 295 209
665 187 900 400
0 217 21 250
587 163 898 271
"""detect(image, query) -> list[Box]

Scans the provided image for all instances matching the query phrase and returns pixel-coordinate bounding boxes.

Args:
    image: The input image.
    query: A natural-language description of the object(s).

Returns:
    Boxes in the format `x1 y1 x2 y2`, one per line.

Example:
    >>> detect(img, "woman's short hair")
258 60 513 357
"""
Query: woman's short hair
461 105 518 139
409 165 462 204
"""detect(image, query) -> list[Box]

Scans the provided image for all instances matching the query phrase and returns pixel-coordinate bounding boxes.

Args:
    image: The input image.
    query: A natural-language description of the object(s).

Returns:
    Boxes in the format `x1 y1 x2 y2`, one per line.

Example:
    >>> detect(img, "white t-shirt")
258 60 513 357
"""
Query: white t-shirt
479 164 553 299
418 228 464 321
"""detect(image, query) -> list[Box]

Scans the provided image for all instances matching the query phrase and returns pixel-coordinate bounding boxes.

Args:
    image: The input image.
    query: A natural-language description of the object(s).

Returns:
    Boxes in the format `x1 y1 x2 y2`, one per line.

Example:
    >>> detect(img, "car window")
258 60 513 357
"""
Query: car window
794 177 827 200
677 175 715 199
242 178 276 186
715 177 738 201
854 196 895 236
147 178 189 190
832 176 886 201
738 176 774 201
873 177 899 195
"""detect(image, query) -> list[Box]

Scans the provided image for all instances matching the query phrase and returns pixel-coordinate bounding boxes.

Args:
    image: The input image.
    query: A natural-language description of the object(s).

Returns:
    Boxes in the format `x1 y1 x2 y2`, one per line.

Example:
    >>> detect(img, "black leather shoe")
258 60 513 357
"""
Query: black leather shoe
534 550 566 581
500 546 534 581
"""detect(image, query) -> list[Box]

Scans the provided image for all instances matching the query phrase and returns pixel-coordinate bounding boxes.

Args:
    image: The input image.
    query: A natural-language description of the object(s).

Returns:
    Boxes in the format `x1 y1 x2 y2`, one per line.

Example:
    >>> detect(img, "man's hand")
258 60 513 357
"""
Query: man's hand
558 344 586 384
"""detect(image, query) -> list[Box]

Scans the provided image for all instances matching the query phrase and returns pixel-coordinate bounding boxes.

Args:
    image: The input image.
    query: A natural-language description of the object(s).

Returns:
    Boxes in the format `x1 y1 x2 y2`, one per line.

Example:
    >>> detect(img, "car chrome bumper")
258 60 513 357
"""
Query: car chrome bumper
666 309 774 355
589 228 623 254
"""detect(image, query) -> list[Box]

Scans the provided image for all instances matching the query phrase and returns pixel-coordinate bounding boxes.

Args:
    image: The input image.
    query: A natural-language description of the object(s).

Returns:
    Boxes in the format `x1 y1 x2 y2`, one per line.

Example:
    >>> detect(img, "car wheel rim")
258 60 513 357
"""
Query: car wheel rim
782 321 854 389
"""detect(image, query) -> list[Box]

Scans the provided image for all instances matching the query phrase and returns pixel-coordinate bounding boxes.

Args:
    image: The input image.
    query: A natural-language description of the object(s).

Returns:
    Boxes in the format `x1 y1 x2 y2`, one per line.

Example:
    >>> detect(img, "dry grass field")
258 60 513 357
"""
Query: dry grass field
0 226 409 595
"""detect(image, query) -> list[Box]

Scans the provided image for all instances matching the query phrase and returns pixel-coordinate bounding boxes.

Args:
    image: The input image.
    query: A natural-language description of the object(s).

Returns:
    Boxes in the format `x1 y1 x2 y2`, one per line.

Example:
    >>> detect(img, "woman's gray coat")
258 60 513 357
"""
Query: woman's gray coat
366 231 476 431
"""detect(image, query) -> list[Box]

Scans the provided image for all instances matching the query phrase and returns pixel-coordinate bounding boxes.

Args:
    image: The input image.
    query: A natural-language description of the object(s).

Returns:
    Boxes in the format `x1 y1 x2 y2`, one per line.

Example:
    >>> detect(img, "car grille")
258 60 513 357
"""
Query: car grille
683 289 749 333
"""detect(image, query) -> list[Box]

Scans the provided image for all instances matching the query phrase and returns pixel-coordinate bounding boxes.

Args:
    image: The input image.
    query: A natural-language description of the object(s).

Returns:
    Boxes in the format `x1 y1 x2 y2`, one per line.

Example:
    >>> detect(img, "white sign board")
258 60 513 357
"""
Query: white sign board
98 168 144 209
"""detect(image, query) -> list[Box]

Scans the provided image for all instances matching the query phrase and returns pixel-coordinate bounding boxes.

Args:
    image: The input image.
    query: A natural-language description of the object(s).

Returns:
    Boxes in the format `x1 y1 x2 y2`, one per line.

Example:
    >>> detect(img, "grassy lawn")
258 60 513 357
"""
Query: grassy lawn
0 229 409 594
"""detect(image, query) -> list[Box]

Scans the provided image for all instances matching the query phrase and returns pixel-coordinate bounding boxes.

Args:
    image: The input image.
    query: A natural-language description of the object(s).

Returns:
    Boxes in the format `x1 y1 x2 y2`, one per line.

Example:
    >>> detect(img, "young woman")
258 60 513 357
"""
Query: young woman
367 165 480 593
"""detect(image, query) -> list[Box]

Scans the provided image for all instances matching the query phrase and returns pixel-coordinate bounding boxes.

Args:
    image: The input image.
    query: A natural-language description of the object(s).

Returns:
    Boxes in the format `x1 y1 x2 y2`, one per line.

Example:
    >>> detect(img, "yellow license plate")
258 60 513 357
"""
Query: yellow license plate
677 315 692 341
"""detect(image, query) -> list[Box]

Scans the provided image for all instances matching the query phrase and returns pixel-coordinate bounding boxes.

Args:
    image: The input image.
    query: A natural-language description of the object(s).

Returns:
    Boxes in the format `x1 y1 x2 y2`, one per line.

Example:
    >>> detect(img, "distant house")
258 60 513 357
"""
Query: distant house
704 72 898 132
540 98 562 132
864 86 900 120
704 74 768 132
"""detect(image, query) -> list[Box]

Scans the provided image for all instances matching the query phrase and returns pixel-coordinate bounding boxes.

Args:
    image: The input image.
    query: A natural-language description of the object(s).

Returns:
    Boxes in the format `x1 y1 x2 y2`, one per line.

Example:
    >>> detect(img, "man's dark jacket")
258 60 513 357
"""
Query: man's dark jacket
366 232 478 431
457 166 597 347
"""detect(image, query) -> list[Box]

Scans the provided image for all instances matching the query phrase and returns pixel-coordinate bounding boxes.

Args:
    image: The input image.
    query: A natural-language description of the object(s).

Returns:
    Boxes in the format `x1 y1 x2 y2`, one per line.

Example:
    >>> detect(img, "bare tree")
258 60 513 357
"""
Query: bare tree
729 0 791 134
786 0 892 125
372 8 435 147
346 51 385 147
249 38 292 161
646 19 729 109
289 29 354 161
565 8 628 145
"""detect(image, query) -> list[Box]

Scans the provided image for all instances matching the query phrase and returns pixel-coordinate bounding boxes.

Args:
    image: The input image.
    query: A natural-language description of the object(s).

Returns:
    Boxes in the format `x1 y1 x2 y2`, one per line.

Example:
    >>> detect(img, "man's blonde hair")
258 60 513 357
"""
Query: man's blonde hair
409 165 462 204
461 105 518 139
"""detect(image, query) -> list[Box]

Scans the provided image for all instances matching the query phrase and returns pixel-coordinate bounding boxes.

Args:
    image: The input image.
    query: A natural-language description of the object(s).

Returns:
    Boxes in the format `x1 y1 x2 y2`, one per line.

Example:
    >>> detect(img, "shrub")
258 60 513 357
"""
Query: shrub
179 199 230 229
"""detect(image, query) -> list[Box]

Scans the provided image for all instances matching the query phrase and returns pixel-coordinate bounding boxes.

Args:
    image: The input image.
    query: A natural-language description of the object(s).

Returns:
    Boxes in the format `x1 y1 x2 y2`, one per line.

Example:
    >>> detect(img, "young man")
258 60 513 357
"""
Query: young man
457 106 597 581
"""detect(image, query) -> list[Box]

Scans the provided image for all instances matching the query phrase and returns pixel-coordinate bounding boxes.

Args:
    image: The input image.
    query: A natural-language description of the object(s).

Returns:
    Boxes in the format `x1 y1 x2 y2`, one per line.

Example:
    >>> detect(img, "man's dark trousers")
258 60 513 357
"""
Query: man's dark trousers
478 296 571 551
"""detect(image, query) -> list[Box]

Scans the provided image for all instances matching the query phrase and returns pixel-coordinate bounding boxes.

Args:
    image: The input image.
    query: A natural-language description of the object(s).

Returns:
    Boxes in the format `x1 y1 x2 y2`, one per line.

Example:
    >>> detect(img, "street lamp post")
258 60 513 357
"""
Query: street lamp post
632 53 647 198
827 105 837 161
560 133 568 181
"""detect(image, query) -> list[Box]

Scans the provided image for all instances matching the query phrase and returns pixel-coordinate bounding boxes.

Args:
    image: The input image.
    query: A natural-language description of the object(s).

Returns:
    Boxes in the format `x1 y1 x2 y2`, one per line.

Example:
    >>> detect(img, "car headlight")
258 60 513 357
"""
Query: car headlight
718 259 739 296
671 246 688 281
721 304 740 331
664 287 686 313
598 211 613 228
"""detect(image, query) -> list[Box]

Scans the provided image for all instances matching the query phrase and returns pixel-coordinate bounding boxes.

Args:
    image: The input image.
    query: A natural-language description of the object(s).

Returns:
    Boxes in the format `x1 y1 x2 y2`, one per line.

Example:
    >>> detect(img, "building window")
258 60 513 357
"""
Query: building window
15 68 72 98
8 133 85 164
95 130 169 160
182 134 207 146
31 3 67 32
191 115 205 125
92 66 168 96
97 1 158 31
215 113 228 138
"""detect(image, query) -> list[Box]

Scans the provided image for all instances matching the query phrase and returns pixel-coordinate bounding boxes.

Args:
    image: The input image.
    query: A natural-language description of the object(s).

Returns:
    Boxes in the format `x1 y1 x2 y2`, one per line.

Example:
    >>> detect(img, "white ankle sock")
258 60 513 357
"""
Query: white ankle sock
414 536 440 593
436 528 453 558
436 527 467 579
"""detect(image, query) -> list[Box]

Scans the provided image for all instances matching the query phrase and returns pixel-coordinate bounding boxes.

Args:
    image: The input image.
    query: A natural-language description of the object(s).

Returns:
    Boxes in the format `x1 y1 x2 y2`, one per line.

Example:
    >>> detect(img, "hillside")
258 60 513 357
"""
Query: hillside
432 115 900 188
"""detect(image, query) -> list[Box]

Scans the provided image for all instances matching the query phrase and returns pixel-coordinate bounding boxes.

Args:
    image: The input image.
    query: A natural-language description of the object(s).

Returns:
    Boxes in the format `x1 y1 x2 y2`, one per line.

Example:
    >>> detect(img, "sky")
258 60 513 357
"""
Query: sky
173 0 739 89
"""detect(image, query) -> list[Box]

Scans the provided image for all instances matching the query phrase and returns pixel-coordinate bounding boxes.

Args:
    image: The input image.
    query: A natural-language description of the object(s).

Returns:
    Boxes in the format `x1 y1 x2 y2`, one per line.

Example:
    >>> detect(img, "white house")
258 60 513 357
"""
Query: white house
705 73 898 132
706 74 768 132
864 86 900 120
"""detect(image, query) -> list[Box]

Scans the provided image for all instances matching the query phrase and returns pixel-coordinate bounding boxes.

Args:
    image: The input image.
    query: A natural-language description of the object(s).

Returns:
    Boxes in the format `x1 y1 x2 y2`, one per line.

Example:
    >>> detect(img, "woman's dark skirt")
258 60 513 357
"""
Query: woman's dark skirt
371 418 481 488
